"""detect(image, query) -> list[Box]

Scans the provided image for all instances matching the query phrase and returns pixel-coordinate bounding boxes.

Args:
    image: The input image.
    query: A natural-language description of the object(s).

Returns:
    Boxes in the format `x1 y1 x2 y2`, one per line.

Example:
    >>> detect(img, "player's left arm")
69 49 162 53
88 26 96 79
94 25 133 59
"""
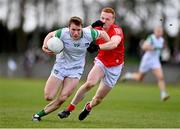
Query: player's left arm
99 35 122 50
87 29 110 53
90 29 110 42
142 41 154 51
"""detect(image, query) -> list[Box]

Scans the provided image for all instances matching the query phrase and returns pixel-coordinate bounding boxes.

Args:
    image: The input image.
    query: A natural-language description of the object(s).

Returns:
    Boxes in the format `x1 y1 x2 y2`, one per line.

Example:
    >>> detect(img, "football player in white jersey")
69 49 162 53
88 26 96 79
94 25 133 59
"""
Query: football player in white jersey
121 26 170 101
32 16 110 121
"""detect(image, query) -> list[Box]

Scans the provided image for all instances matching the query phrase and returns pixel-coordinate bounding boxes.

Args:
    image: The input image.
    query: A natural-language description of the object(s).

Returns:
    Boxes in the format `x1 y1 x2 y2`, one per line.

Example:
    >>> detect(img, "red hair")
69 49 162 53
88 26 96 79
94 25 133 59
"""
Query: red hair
102 7 115 18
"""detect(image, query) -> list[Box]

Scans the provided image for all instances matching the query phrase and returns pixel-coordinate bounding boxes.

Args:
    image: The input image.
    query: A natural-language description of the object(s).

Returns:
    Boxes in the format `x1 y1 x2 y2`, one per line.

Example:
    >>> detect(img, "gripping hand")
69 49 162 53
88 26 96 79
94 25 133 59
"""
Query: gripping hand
87 41 100 53
91 20 104 28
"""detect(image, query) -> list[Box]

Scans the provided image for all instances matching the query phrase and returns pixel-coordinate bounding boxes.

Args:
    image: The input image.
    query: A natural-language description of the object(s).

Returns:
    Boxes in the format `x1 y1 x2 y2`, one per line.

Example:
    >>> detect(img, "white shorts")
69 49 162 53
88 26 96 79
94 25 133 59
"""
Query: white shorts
51 62 83 80
95 59 123 88
139 57 161 73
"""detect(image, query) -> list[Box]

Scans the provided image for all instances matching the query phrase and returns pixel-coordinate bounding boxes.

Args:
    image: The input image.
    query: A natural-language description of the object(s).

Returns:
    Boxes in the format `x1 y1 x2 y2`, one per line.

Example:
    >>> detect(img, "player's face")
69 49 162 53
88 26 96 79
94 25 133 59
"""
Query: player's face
100 12 115 30
154 27 163 38
69 23 82 40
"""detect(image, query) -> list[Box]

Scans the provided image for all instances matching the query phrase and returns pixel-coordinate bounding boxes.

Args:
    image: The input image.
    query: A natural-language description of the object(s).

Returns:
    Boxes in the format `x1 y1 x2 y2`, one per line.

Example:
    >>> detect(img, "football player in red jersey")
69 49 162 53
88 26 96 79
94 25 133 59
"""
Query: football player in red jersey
58 7 124 120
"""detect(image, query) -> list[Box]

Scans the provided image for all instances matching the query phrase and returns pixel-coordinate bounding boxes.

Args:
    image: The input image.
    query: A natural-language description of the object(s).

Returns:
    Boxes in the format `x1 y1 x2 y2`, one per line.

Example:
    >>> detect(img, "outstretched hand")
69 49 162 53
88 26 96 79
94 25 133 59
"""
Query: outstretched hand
87 41 100 53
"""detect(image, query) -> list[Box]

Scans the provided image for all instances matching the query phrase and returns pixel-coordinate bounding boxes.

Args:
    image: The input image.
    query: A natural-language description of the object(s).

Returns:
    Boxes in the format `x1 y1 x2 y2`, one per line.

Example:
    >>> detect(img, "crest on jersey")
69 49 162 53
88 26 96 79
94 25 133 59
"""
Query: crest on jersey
85 43 90 47
74 44 80 47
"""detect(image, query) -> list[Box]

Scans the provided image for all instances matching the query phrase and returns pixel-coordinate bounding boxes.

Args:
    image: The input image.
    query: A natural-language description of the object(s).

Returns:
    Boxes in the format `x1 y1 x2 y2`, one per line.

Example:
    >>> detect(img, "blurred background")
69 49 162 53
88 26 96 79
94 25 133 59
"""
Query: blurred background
0 0 179 82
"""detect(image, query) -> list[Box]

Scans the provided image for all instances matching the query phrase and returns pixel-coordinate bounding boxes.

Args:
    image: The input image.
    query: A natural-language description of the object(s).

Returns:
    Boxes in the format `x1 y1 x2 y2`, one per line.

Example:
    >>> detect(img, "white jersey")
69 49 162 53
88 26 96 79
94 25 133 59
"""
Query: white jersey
143 34 164 61
54 27 100 70
139 34 164 72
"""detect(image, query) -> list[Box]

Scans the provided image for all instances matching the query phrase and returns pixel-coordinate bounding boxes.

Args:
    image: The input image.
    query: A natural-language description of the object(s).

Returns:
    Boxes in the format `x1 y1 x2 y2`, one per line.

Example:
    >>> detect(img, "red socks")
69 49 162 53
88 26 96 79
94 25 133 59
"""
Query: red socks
67 104 75 112
85 102 92 111
67 102 92 112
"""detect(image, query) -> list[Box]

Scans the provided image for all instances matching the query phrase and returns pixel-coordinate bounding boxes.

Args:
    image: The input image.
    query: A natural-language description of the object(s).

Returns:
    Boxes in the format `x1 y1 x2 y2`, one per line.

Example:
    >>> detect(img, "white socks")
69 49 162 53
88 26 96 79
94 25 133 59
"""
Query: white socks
125 72 132 79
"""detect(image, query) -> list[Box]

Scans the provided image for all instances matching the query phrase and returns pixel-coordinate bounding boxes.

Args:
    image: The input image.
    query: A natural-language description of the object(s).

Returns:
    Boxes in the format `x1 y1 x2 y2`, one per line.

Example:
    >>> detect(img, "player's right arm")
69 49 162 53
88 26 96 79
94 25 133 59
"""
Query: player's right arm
142 42 154 51
42 31 56 55
142 35 154 51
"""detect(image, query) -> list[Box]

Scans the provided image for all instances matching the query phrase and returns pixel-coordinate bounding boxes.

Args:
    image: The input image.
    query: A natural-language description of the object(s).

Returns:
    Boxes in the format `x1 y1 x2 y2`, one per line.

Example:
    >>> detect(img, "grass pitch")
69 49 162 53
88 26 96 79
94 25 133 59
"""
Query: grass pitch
0 77 180 128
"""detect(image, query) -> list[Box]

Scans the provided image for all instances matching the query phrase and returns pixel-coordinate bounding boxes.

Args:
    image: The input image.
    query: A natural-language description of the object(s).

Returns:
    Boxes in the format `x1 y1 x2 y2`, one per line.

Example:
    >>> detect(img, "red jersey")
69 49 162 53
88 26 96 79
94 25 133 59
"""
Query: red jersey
96 24 124 67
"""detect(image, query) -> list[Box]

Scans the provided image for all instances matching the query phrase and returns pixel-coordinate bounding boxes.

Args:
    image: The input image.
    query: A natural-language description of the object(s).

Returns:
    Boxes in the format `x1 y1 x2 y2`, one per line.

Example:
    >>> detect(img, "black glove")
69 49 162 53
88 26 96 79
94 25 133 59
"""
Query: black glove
91 20 104 28
87 41 100 53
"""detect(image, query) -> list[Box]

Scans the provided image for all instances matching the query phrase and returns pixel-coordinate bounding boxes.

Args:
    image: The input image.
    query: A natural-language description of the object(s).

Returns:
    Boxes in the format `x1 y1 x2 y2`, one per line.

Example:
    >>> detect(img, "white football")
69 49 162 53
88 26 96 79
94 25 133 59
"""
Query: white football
47 37 64 54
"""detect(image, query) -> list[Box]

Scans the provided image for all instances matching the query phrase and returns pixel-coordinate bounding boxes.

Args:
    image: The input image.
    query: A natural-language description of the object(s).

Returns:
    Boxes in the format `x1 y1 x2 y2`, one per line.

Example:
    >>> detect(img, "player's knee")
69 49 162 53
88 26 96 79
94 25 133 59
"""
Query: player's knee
44 94 54 101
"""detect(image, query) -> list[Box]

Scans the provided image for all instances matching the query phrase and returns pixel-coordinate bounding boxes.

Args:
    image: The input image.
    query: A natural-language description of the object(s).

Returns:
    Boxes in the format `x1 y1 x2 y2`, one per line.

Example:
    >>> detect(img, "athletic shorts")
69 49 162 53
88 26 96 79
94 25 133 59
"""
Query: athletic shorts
95 59 123 88
139 57 161 73
51 62 83 80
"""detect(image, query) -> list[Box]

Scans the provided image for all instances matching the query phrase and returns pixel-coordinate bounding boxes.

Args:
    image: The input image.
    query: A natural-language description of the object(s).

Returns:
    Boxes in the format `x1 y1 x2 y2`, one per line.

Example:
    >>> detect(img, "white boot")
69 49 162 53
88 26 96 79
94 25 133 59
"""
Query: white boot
160 91 170 101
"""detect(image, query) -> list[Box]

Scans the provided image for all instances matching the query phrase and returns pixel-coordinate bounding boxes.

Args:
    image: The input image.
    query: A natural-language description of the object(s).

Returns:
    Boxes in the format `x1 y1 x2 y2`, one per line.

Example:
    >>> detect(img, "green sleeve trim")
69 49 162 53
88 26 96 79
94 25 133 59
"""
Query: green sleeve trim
55 29 62 38
146 35 153 44
91 29 99 41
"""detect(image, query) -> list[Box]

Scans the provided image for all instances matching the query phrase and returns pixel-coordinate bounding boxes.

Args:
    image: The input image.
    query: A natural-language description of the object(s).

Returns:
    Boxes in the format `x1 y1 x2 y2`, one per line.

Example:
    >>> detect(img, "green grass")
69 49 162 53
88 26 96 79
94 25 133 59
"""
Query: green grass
0 77 180 128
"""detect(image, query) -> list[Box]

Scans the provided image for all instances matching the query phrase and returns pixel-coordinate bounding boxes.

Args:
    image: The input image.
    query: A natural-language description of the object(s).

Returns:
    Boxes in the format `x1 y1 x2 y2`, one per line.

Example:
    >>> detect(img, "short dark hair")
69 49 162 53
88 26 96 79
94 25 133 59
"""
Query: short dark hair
68 16 83 27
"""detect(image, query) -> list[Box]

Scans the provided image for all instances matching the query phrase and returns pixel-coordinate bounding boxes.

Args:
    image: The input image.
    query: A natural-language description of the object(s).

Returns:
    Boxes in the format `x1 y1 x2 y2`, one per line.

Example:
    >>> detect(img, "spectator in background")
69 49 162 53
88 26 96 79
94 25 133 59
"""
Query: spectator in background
23 48 36 77
7 58 17 77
